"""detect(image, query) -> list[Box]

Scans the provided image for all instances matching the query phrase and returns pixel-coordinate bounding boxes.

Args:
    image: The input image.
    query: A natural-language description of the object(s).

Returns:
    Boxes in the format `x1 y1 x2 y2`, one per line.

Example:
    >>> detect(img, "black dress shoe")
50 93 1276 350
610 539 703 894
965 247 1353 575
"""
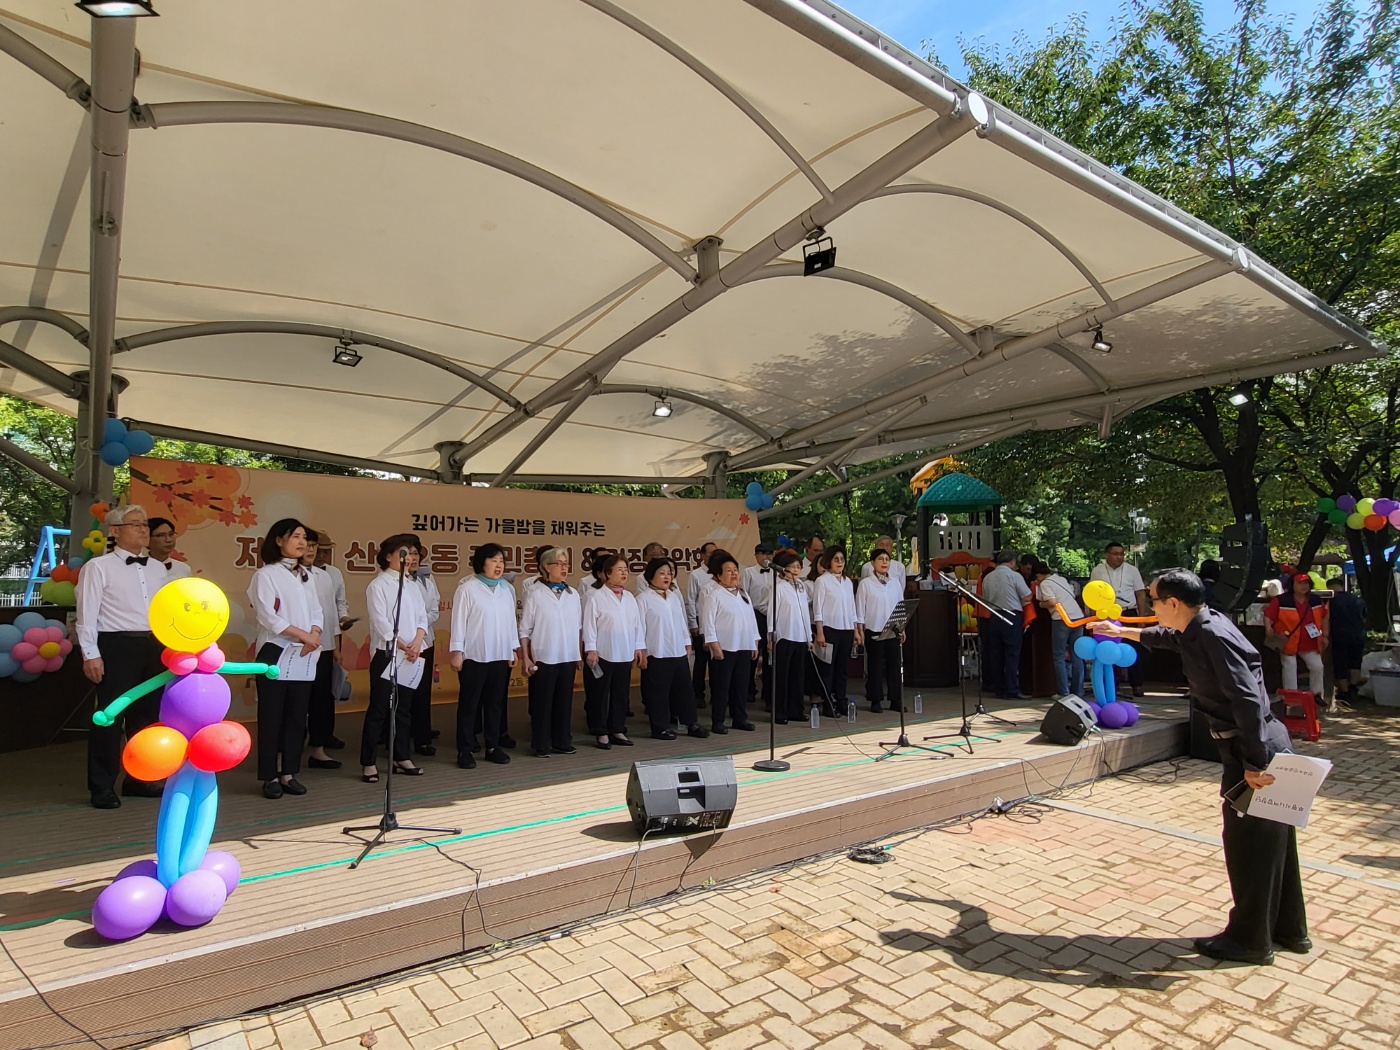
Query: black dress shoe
392 764 425 776
733 721 756 731
595 738 612 750
280 777 308 795
775 718 789 725
553 746 578 755
414 744 437 757
652 729 677 740
91 791 121 810
1194 936 1274 965
457 754 477 769
887 703 904 712
431 729 441 739
308 756 342 770
609 734 635 746
688 724 710 738
1274 936 1312 954
533 749 552 758
325 736 347 750
869 702 883 713
499 735 517 749
485 748 511 764
711 724 729 735
263 779 284 799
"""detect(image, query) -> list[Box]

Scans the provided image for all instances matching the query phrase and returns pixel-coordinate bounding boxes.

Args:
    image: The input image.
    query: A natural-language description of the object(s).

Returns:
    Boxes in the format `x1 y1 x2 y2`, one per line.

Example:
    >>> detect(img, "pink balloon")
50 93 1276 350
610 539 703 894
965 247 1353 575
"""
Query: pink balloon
22 627 47 646
1390 509 1400 528
20 655 46 674
197 644 225 673
43 656 63 672
162 648 199 675
57 639 72 655
44 626 65 643
10 642 37 661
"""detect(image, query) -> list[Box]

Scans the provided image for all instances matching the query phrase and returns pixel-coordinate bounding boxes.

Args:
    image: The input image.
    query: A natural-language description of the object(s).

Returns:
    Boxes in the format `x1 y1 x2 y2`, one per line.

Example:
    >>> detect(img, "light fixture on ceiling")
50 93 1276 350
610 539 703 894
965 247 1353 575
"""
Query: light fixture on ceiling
1228 382 1251 406
802 228 836 276
1090 327 1113 353
75 0 159 16
652 397 673 418
332 339 362 367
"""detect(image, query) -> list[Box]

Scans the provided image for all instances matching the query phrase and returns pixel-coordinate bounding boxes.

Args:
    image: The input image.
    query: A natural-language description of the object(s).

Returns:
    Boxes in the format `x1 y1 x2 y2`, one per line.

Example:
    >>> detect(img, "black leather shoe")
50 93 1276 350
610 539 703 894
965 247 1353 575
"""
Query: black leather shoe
1194 936 1274 965
91 792 121 810
652 729 677 740
711 724 729 735
414 744 437 757
498 735 517 749
1274 936 1312 954
887 703 904 713
733 721 757 731
457 754 477 769
533 750 551 758
869 702 883 713
308 756 342 769
553 746 578 755
263 779 284 800
485 748 511 764
775 718 789 725
280 778 308 795
687 724 710 738
609 734 635 746
595 738 612 750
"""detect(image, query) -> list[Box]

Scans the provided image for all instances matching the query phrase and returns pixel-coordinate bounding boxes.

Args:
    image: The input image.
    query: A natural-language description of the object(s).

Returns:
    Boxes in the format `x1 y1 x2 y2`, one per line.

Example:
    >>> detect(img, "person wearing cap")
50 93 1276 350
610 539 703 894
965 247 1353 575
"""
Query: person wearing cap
1263 574 1329 701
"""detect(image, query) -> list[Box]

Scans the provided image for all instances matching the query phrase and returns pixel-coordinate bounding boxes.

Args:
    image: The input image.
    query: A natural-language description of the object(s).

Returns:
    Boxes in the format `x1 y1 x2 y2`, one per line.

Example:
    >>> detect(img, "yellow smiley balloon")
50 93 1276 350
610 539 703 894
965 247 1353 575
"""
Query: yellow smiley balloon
149 578 230 652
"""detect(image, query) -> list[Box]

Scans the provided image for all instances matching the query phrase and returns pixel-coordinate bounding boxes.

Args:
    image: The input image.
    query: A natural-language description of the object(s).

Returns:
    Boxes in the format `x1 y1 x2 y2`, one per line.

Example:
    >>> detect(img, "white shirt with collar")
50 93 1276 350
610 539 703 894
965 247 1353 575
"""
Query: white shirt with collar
812 573 857 630
637 586 691 659
582 586 645 662
518 582 582 665
412 571 442 630
449 575 520 663
365 569 430 652
75 550 172 659
856 571 903 634
981 563 1031 613
684 567 714 633
769 577 813 643
701 586 761 652
248 560 325 652
860 559 907 588
1037 574 1083 621
308 564 341 639
741 564 774 612
1090 560 1145 609
162 559 193 581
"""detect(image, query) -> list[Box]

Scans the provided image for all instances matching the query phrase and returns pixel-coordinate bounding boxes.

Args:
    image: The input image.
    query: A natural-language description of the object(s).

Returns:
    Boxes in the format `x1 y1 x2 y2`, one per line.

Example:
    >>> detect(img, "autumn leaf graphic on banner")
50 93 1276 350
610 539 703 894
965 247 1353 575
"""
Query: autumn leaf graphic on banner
130 458 255 535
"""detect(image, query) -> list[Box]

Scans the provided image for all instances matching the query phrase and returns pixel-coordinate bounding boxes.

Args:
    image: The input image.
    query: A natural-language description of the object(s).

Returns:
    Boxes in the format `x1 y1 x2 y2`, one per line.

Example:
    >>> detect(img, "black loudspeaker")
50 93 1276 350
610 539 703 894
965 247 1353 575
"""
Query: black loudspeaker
1039 694 1098 745
625 756 738 834
1214 519 1269 612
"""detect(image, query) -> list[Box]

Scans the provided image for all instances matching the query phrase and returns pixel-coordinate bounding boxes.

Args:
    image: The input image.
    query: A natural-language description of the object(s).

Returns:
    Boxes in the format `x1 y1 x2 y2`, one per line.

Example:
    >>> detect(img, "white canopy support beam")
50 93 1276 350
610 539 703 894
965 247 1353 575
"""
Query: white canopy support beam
489 380 598 486
531 382 774 442
136 101 698 286
0 434 79 495
0 339 82 399
115 320 522 409
0 22 89 101
0 306 91 347
1045 342 1111 393
125 418 442 480
467 473 704 487
581 0 833 202
448 101 977 469
767 396 927 498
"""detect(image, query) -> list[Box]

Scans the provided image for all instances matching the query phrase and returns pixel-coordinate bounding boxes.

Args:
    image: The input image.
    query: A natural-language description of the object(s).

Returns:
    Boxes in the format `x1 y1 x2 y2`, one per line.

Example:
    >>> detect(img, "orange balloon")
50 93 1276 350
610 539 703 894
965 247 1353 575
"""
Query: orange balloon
1364 513 1387 531
122 724 188 781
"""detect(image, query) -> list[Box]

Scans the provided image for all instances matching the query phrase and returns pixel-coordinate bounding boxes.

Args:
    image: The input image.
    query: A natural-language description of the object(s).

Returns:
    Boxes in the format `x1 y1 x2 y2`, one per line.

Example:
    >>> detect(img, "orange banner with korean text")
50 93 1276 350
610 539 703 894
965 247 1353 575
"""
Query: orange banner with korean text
127 457 757 721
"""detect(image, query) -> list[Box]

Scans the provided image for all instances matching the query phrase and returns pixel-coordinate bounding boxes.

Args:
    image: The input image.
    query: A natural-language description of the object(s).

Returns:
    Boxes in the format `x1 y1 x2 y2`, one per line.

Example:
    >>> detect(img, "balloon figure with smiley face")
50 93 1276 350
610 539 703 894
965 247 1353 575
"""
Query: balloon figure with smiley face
90 578 280 940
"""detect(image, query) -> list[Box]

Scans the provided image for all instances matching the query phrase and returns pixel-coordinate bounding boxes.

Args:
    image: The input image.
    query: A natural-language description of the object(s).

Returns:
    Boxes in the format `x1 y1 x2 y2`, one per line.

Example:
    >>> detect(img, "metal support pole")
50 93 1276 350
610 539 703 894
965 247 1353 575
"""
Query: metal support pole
488 380 597 486
767 397 927 499
0 339 83 398
435 442 466 484
0 435 80 494
84 17 138 494
703 451 729 500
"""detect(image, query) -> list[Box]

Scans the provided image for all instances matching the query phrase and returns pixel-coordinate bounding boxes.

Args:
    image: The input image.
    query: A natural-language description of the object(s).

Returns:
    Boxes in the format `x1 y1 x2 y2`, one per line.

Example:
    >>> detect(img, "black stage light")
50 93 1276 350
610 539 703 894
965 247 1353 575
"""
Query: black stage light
802 231 836 276
332 339 362 367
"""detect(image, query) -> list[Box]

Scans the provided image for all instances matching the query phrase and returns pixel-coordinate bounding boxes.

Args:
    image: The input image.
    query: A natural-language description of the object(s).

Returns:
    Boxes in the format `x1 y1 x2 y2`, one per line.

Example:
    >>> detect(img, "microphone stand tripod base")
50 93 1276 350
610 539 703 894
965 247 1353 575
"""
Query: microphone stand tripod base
753 758 791 772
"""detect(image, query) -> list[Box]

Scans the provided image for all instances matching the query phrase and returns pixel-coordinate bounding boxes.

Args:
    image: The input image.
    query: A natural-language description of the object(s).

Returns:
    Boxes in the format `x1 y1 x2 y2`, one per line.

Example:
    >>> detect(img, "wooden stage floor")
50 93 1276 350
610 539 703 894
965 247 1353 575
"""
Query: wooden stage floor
0 689 1188 1049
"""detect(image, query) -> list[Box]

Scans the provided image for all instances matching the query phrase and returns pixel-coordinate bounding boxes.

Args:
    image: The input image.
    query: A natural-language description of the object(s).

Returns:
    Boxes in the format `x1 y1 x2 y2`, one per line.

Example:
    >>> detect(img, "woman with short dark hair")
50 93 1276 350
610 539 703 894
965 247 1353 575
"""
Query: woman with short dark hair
449 543 520 768
812 547 860 713
702 550 761 734
581 553 644 749
767 550 812 723
360 533 429 782
637 557 707 740
248 518 324 799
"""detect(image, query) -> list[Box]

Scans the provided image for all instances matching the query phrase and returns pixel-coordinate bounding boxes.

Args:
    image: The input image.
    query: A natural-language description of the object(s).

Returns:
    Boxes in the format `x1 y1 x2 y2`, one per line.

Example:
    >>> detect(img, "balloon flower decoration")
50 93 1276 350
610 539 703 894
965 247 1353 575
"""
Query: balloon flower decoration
744 482 776 512
1317 495 1400 533
39 561 80 607
1055 580 1146 730
90 578 279 941
0 610 73 683
98 417 156 467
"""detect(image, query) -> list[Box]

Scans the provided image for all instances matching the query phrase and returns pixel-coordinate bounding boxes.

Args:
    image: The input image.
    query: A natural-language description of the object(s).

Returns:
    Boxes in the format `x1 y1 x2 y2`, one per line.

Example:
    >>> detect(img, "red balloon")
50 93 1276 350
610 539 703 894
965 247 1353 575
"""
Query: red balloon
187 720 251 773
1364 513 1387 531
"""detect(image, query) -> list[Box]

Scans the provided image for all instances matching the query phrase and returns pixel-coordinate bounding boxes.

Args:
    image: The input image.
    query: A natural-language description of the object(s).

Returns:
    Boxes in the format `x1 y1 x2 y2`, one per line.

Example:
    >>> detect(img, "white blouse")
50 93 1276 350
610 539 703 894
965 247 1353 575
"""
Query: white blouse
638 587 691 659
770 578 813 643
519 583 583 665
684 567 713 632
366 570 430 652
856 572 902 634
741 564 774 613
449 576 520 662
248 561 325 652
702 586 761 653
412 572 443 630
812 573 857 630
582 586 646 662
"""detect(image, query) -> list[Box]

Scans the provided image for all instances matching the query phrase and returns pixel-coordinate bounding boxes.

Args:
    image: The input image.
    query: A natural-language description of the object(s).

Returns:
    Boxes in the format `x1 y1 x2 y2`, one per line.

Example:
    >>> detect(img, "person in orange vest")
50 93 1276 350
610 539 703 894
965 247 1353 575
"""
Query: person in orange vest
1263 573 1329 701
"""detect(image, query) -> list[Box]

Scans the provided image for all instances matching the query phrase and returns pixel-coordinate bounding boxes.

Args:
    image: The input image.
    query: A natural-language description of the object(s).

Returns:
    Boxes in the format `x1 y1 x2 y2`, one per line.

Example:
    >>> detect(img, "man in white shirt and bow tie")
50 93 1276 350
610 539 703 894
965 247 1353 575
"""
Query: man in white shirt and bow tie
75 504 171 809
147 517 193 580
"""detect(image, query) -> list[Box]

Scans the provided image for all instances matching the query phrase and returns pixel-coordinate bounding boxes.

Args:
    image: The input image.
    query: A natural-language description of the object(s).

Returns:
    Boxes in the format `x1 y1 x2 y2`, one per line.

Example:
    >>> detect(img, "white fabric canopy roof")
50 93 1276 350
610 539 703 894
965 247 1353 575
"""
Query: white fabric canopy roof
0 0 1380 489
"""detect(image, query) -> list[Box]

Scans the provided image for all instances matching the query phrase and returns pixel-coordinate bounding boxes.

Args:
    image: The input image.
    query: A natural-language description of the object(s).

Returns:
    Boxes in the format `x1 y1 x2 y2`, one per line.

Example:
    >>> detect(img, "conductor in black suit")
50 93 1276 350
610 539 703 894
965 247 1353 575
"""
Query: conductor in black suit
1101 568 1307 966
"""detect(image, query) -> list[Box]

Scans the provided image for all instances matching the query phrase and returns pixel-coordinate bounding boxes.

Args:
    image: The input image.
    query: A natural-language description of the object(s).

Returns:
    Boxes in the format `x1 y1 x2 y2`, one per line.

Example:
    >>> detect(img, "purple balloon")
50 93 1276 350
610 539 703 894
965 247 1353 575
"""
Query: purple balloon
92 875 166 940
159 672 231 737
1119 701 1141 726
1098 701 1130 729
165 869 228 927
1373 498 1398 517
198 851 241 896
1336 494 1357 513
114 858 159 882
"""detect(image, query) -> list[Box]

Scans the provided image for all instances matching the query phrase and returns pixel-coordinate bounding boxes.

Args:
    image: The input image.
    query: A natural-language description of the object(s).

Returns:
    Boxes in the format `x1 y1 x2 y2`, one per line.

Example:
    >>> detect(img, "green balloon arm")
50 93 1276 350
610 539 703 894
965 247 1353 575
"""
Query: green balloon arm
92 669 176 726
217 661 280 679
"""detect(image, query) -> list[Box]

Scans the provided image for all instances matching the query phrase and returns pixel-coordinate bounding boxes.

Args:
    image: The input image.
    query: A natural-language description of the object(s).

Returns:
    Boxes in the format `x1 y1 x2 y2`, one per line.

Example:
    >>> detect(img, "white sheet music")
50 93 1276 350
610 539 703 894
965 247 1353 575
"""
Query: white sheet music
381 653 426 689
1248 754 1333 828
274 643 320 682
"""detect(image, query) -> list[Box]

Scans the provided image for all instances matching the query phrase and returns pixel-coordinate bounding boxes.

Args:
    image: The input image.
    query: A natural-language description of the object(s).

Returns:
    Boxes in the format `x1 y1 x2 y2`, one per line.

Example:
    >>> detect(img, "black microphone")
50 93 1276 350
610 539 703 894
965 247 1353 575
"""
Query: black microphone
399 547 411 557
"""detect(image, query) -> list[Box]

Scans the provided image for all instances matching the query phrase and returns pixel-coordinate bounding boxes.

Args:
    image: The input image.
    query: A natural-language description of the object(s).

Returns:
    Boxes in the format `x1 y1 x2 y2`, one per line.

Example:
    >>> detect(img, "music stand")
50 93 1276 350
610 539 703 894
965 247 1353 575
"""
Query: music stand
874 598 918 640
874 596 948 761
923 572 1017 754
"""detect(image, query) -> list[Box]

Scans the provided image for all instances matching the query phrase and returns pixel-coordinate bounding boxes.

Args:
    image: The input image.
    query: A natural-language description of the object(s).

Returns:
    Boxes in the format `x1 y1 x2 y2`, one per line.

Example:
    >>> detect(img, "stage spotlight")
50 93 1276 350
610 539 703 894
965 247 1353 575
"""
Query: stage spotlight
76 0 159 15
332 339 362 367
1090 327 1113 353
802 230 836 276
1228 382 1252 406
652 398 673 418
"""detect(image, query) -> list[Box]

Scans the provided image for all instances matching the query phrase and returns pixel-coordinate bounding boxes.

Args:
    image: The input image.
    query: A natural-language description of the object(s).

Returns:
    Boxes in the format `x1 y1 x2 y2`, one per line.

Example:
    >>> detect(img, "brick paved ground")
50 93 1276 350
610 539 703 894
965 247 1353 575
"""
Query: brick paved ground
152 704 1399 1050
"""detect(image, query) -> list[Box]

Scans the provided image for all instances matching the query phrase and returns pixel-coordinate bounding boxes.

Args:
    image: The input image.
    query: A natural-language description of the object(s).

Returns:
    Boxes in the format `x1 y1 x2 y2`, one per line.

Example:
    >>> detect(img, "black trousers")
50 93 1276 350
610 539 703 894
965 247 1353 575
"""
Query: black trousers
690 633 710 702
708 650 752 728
771 639 808 720
816 628 854 706
255 642 312 780
585 658 631 737
410 646 435 747
640 655 697 733
528 661 576 752
983 615 1023 697
359 650 413 767
748 612 768 701
865 636 903 706
1217 735 1307 952
457 659 510 757
307 649 336 748
87 632 166 799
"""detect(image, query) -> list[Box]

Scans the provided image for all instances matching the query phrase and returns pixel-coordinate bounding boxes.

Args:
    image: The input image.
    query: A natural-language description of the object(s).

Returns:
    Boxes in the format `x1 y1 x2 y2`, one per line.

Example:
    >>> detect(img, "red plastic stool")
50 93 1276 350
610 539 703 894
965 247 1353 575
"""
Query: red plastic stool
1278 688 1321 742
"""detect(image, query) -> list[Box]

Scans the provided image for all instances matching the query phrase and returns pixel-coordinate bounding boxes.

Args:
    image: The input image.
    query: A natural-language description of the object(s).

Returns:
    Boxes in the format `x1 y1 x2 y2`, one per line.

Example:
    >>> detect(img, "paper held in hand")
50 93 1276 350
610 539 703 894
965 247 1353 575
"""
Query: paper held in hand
275 642 320 682
380 652 426 690
1245 754 1333 827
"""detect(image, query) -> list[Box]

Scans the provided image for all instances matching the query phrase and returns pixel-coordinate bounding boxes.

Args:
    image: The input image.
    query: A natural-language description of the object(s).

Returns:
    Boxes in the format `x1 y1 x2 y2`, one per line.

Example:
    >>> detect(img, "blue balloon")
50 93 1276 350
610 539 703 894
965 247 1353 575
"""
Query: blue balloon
0 623 21 650
1119 701 1141 726
746 481 763 496
745 494 763 511
100 441 130 467
1114 643 1138 668
9 669 41 683
1073 636 1099 660
13 611 46 633
776 535 792 548
123 429 155 456
103 418 128 445
44 618 66 633
760 493 776 510
1095 640 1119 664
0 653 18 678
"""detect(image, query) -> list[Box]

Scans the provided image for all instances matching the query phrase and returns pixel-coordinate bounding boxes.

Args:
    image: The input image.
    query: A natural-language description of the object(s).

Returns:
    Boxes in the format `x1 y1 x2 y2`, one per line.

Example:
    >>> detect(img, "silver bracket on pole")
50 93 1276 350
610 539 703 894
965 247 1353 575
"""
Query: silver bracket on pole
1098 405 1114 440
702 450 729 500
693 236 723 285
973 325 997 355
434 441 466 484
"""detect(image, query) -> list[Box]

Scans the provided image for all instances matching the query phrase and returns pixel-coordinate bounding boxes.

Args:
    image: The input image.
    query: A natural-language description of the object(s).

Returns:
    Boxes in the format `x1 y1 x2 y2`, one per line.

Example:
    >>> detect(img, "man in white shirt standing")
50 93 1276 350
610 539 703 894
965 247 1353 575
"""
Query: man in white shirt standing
800 534 825 575
685 541 718 708
303 529 350 765
860 536 908 588
980 550 1032 700
147 517 192 580
1033 561 1085 700
740 541 774 706
75 504 171 809
1089 542 1150 697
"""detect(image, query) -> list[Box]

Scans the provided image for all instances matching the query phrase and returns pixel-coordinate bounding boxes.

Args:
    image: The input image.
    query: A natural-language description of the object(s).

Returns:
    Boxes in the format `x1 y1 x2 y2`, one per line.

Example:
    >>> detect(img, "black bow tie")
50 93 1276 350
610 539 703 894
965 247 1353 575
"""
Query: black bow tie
126 556 148 566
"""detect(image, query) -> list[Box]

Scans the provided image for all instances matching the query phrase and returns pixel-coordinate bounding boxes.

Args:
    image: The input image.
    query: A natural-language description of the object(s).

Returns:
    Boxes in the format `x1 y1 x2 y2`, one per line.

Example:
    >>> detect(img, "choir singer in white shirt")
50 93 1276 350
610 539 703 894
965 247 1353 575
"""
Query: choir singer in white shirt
812 548 861 714
766 551 812 723
581 553 644 749
518 547 582 758
637 557 708 740
701 550 761 734
449 543 520 768
359 534 428 782
856 548 905 713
